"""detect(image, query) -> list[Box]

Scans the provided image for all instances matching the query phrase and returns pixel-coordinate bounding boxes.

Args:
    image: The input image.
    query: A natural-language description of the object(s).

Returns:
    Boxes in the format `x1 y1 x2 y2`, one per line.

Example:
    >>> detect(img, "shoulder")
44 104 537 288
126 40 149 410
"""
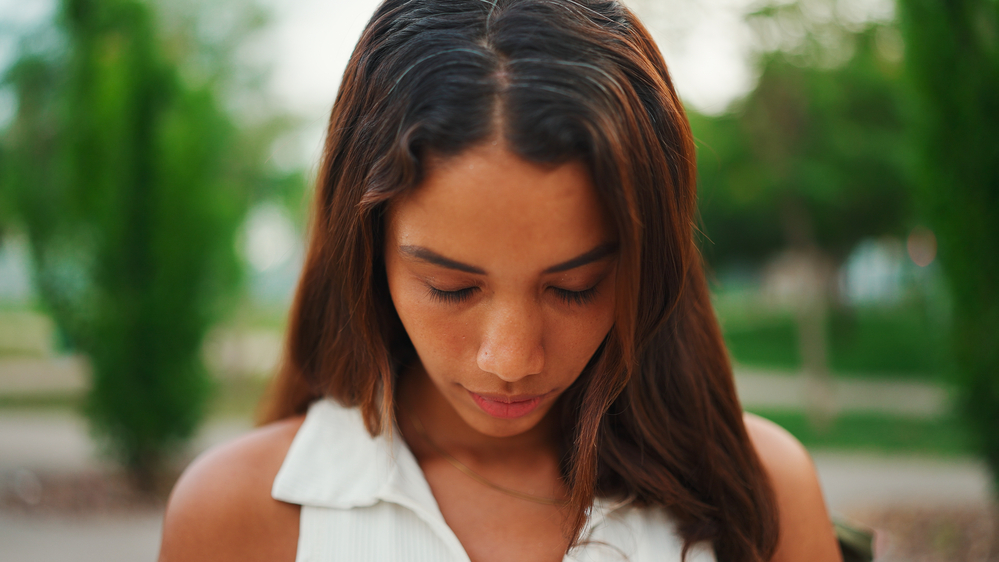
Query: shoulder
742 413 841 562
158 415 306 562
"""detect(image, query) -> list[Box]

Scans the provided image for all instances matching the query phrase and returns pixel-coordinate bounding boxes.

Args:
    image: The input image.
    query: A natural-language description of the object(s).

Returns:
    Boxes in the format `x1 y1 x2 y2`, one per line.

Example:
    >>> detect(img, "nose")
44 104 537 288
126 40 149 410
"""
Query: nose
476 297 545 382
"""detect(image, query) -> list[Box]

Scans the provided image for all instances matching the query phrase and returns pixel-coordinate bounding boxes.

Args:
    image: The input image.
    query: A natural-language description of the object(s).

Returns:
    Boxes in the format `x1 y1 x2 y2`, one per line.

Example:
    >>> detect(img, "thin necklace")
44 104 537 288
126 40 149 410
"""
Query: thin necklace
408 413 567 506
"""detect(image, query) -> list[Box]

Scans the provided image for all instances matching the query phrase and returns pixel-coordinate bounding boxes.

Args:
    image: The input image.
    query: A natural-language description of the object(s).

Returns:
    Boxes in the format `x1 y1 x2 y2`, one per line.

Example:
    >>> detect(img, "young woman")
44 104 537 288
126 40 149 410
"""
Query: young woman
159 0 841 560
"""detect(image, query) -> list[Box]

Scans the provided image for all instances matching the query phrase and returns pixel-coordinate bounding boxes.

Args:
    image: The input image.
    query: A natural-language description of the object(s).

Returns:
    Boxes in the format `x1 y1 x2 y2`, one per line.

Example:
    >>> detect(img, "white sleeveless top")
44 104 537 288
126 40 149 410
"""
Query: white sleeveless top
272 398 715 562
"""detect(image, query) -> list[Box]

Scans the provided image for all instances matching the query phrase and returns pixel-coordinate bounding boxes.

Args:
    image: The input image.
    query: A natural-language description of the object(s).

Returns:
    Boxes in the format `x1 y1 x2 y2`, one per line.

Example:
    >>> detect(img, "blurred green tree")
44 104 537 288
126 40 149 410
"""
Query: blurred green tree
897 0 999 492
1 0 289 486
693 24 912 268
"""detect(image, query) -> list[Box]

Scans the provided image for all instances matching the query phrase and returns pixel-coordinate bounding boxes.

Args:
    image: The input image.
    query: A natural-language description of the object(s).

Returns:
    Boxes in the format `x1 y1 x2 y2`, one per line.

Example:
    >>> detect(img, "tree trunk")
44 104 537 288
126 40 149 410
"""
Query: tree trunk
780 197 836 431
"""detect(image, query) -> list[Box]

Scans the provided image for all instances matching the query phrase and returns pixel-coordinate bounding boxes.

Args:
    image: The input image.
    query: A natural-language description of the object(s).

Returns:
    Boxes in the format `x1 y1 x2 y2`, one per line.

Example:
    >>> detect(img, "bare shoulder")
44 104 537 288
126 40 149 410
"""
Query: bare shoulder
744 413 841 562
158 415 306 562
743 412 816 486
743 413 841 562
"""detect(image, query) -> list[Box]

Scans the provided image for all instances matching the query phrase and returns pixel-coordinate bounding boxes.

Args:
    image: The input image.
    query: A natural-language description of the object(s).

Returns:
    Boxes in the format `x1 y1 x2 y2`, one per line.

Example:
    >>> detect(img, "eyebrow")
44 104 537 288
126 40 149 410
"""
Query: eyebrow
399 245 486 274
398 242 618 275
543 241 619 273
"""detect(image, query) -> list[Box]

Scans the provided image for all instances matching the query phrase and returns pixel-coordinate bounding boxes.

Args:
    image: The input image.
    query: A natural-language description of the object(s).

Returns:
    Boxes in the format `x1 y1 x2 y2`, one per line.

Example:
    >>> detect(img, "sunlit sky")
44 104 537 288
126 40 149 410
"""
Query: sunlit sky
258 0 759 115
0 0 893 170
255 0 771 169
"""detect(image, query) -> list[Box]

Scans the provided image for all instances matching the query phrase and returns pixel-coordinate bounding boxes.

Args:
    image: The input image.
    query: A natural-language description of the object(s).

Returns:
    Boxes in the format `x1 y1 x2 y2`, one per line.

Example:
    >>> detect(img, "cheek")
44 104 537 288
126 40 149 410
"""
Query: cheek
550 276 617 380
546 306 615 381
389 277 477 374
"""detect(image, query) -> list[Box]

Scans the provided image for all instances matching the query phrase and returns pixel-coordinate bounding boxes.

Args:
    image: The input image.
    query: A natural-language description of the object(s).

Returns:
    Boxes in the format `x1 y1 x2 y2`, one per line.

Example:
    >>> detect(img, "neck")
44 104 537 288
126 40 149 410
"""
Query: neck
395 363 559 461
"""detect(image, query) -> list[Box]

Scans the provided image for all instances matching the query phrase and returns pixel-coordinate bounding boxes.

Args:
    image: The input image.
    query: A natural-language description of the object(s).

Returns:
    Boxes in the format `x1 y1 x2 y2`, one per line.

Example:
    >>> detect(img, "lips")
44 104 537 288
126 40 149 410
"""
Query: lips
467 390 548 419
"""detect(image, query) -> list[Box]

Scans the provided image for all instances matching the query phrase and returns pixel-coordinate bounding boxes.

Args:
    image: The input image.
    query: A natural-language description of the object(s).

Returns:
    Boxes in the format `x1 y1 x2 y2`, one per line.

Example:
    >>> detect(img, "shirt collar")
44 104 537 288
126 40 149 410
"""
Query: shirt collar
272 398 406 509
271 398 627 540
271 399 471 561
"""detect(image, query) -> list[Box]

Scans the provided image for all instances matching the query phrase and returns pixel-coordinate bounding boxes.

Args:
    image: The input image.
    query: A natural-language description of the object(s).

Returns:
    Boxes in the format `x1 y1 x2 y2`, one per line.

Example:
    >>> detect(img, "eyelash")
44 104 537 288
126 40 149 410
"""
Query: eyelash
426 286 598 306
427 286 477 304
552 286 598 306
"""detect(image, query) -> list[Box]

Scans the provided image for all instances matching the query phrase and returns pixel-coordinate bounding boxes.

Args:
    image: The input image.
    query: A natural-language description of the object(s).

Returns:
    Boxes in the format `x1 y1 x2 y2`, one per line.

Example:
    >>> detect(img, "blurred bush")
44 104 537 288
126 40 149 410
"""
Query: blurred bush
717 299 951 378
0 0 296 486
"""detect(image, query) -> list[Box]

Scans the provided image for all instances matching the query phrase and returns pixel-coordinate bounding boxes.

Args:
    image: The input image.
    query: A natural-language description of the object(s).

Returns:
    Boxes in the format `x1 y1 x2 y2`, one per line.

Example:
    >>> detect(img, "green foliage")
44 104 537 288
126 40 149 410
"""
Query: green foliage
692 25 913 265
717 299 952 378
724 316 801 370
1 0 286 482
897 0 999 491
827 302 952 375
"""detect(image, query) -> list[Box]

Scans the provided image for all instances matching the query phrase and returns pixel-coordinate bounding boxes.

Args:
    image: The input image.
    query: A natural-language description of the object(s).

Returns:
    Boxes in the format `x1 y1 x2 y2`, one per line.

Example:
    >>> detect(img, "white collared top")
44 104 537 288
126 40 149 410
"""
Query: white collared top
272 398 715 562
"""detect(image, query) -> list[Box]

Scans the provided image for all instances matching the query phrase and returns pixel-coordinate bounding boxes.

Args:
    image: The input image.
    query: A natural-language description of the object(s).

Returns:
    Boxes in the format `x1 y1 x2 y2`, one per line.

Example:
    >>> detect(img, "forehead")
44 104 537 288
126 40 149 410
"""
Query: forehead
387 142 612 273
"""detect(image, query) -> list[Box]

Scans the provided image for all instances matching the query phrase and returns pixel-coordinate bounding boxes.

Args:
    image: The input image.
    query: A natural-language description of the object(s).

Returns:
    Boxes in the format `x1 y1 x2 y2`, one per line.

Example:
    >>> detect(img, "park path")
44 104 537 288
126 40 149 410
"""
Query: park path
733 368 950 417
0 413 250 562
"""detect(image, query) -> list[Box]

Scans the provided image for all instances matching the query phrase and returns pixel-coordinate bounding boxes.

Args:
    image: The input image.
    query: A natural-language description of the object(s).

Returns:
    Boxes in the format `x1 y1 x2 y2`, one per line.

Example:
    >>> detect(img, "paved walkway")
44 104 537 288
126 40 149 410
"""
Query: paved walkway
734 368 950 418
0 511 164 562
0 355 89 395
813 451 992 514
0 410 251 474
0 413 251 562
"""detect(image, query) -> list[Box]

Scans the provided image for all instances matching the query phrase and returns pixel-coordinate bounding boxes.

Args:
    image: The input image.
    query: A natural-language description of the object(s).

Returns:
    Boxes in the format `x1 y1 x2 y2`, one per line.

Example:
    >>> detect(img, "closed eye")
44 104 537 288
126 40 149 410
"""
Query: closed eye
427 286 477 304
426 285 598 306
551 286 598 306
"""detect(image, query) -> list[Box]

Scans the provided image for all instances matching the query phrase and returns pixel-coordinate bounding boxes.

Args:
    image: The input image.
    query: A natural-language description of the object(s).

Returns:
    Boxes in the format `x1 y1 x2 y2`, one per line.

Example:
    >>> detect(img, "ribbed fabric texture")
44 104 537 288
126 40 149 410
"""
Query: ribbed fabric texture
296 503 455 561
272 399 714 562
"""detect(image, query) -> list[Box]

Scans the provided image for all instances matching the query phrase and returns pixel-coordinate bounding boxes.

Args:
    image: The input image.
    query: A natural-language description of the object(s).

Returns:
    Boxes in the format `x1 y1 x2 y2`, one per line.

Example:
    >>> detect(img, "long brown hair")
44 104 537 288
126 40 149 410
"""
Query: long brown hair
261 0 779 559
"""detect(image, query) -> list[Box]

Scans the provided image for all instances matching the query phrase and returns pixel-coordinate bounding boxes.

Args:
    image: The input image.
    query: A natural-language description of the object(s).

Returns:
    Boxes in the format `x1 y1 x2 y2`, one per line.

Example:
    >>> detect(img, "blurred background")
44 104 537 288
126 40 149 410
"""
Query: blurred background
0 0 995 560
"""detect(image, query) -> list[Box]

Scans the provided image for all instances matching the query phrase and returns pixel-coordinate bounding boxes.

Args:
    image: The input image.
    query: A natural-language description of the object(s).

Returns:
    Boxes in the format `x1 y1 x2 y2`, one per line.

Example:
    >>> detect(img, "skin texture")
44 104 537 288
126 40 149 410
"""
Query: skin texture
386 140 618 562
744 413 843 562
158 142 842 562
158 416 303 562
385 140 619 444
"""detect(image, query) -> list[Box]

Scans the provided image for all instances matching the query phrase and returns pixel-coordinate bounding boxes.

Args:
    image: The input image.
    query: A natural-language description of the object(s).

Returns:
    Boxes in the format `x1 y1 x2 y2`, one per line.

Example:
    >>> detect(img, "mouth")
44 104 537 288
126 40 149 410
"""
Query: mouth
467 390 550 420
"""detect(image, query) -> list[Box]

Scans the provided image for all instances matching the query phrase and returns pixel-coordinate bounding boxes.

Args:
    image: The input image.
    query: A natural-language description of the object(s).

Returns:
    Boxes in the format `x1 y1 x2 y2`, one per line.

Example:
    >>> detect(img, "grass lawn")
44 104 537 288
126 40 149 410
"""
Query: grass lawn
0 392 81 410
0 376 271 420
752 409 972 457
715 296 953 381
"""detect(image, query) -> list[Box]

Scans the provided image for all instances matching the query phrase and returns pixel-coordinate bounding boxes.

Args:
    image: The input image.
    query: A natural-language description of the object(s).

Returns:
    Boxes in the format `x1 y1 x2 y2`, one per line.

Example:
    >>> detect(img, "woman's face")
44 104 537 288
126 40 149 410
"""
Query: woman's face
385 140 617 439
